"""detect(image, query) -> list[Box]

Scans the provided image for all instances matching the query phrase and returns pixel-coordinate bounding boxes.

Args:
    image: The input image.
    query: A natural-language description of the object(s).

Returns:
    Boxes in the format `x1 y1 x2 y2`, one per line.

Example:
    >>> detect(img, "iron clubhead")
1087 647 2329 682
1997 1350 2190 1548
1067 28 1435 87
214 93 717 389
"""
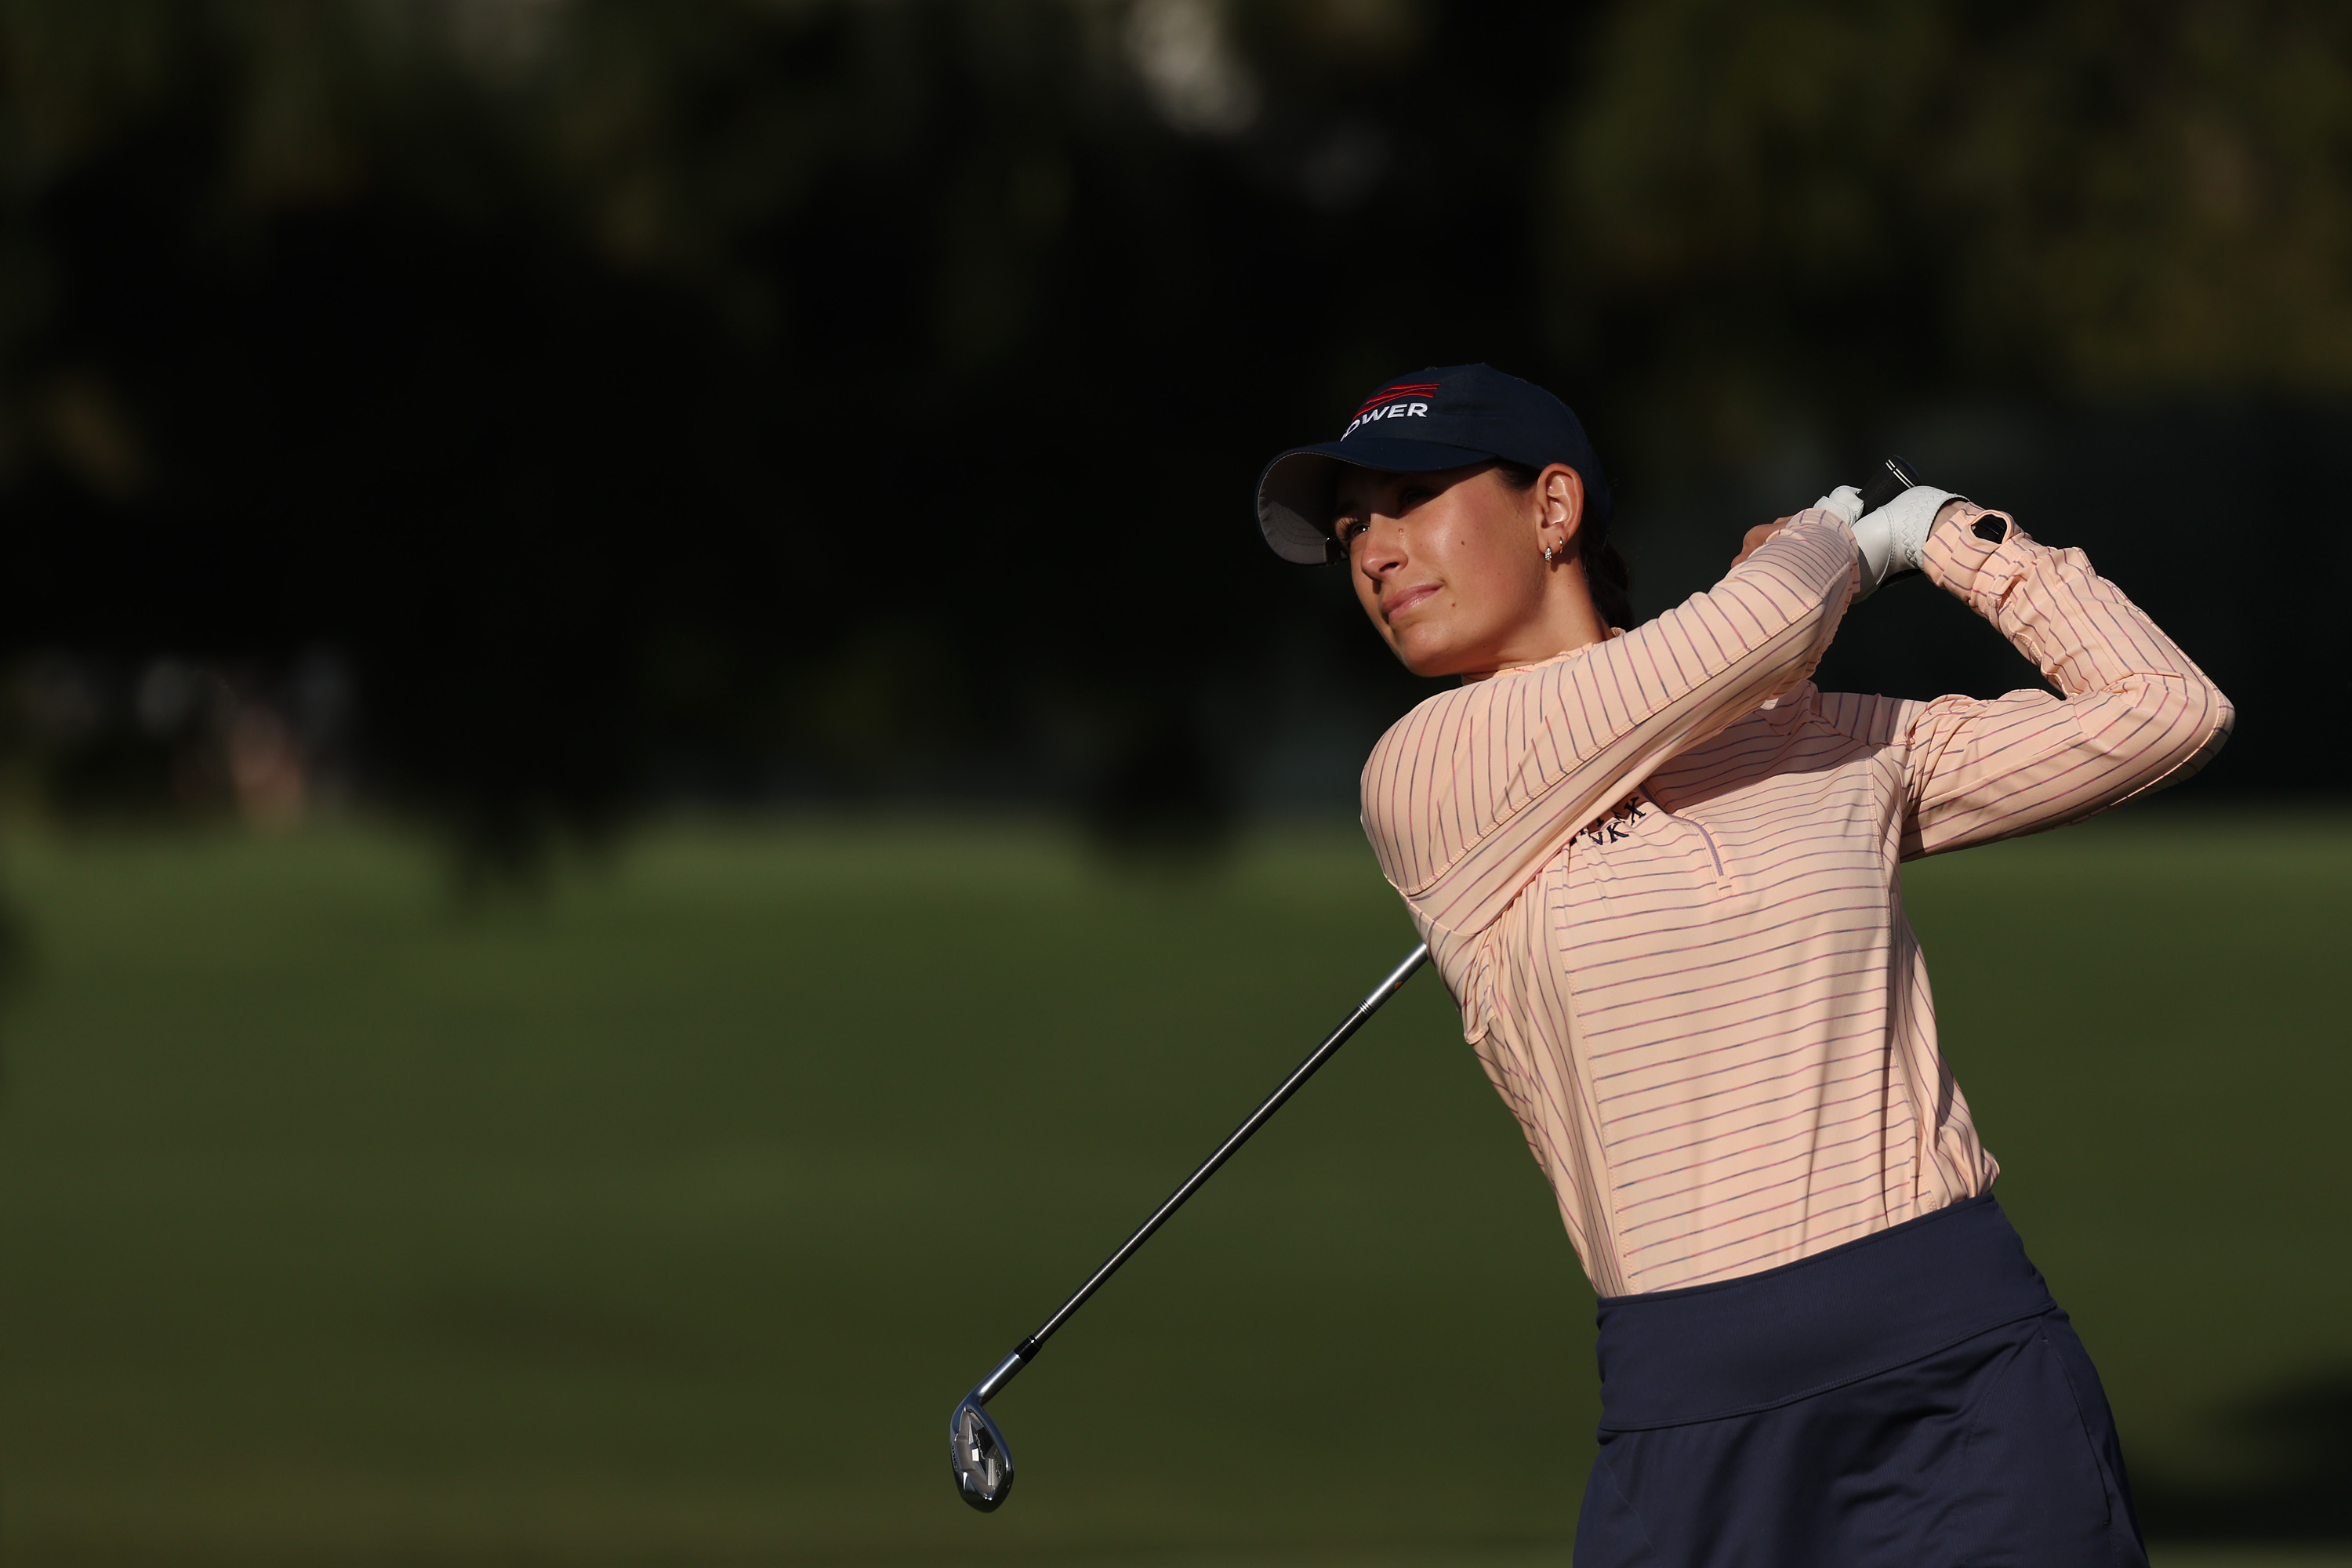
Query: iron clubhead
949 1393 1014 1511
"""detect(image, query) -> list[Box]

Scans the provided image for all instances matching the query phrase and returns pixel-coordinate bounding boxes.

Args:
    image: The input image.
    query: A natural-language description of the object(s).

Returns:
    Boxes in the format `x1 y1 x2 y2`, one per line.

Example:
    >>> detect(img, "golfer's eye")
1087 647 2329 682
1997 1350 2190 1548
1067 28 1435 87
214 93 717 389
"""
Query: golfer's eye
1335 517 1367 544
1399 485 1435 510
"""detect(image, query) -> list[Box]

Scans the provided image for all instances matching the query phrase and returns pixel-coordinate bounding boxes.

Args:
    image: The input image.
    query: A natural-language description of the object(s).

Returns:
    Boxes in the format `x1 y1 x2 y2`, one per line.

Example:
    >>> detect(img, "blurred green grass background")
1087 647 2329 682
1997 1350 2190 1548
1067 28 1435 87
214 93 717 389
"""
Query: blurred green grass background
0 811 2346 1566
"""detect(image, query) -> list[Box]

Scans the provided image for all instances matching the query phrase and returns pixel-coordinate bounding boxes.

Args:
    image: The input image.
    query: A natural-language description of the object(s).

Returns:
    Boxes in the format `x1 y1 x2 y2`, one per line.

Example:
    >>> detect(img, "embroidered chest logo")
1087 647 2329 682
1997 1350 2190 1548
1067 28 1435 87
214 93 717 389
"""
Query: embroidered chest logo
1578 797 1646 848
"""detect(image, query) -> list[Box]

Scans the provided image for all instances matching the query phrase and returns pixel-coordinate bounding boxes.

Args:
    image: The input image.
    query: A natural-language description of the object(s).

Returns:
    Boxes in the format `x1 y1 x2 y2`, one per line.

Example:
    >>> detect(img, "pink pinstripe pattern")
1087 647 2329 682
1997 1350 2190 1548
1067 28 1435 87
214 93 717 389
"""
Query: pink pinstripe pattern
1360 507 2232 1295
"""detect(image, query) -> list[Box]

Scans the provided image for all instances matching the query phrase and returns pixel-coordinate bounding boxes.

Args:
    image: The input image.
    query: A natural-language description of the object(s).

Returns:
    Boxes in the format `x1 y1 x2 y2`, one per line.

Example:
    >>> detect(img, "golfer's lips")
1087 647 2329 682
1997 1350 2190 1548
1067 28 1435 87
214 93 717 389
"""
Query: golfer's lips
1381 583 1440 622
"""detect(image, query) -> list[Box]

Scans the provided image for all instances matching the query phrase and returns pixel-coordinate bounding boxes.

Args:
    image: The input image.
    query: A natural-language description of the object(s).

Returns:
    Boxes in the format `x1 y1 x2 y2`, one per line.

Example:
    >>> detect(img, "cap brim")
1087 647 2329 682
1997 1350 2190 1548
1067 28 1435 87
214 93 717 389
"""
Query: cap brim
1255 438 1499 564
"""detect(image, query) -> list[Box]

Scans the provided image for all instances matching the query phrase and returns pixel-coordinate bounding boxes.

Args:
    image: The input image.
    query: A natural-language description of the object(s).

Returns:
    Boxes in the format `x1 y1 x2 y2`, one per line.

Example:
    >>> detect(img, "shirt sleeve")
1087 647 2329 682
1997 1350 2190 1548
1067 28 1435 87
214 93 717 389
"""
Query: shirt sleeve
1898 505 2234 858
1361 508 1860 942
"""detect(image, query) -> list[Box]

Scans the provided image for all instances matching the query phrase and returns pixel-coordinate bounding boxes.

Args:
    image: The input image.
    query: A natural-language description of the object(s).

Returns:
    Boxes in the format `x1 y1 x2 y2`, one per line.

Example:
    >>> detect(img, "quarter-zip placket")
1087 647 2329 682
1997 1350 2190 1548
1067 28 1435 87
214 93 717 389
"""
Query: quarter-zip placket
1638 785 1731 887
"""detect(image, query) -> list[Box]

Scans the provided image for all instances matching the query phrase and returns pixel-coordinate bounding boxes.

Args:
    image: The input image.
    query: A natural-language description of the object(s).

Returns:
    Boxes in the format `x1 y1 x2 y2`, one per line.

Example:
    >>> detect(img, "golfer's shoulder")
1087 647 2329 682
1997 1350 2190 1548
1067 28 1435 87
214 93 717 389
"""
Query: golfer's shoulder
1646 687 1914 802
1361 685 1466 806
1366 643 1638 799
1809 688 1918 746
1363 656 1563 774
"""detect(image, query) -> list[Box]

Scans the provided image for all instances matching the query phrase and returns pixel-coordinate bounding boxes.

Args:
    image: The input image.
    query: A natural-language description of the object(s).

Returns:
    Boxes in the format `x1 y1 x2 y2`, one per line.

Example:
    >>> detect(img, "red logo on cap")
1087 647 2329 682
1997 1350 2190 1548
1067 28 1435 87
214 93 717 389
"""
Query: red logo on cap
1343 383 1438 438
1352 383 1439 419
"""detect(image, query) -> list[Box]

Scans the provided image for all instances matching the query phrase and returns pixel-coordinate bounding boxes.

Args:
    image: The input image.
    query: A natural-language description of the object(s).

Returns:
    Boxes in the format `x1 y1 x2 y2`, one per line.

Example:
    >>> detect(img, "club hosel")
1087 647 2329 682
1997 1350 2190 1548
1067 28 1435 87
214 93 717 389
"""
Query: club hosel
974 1339 1038 1404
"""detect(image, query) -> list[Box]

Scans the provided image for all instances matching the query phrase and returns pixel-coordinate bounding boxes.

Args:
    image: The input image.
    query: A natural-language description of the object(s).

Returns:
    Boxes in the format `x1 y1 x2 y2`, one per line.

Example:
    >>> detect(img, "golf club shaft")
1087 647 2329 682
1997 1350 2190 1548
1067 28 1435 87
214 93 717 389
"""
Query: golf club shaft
973 941 1431 1404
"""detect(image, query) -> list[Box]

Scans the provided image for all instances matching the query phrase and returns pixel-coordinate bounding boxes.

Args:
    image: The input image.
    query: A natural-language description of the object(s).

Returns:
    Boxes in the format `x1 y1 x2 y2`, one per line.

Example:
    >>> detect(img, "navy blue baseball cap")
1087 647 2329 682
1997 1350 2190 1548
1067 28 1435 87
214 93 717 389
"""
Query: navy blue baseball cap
1255 363 1613 564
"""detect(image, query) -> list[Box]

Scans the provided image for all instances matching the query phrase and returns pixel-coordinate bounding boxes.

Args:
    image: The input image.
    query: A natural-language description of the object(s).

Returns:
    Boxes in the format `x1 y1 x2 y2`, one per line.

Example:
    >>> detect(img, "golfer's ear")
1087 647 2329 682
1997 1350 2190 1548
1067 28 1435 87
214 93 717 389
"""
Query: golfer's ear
1541 463 1585 541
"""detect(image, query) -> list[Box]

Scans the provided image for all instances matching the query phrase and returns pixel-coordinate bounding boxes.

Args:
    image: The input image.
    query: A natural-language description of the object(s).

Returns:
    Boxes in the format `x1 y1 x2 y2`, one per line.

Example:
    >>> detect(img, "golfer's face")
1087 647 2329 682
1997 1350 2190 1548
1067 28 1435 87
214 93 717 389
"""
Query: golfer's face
1332 464 1552 678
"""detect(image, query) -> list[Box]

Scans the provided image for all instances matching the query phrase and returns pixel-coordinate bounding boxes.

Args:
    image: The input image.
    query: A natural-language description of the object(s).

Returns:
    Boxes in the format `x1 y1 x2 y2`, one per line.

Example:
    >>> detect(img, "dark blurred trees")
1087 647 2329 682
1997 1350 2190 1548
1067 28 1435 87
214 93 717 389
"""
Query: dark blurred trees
1558 0 2352 460
0 0 2345 866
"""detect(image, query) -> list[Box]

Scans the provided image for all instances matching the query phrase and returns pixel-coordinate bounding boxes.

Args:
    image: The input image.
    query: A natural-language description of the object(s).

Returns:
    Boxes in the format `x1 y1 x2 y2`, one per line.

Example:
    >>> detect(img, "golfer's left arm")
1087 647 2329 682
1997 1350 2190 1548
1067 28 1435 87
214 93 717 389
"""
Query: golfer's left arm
1896 503 2234 858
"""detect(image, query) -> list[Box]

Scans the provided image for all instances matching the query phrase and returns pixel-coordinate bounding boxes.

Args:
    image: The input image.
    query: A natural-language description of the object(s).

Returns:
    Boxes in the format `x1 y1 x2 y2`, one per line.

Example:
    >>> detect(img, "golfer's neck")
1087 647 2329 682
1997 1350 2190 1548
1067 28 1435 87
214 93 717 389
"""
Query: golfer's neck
1461 581 1611 683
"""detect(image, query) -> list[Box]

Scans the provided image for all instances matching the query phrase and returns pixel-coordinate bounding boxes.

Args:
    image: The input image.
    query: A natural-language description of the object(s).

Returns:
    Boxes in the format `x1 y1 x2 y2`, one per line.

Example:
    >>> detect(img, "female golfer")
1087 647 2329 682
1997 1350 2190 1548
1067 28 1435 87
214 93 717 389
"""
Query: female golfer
1255 365 2230 1566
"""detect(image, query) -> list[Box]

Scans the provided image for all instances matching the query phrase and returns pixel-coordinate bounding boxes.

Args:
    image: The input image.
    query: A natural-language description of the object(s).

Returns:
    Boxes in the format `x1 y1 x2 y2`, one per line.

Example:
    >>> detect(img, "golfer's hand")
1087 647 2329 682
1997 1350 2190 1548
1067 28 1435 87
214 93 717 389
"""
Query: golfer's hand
1732 518 1792 571
1851 487 1969 598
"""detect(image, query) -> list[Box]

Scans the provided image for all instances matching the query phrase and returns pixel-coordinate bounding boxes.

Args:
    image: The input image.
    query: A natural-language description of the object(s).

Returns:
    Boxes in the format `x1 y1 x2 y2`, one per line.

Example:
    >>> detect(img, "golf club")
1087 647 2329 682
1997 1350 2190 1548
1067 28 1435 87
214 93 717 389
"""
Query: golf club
946 455 1929 1513
1859 455 1920 513
1856 456 1923 585
948 941 1430 1511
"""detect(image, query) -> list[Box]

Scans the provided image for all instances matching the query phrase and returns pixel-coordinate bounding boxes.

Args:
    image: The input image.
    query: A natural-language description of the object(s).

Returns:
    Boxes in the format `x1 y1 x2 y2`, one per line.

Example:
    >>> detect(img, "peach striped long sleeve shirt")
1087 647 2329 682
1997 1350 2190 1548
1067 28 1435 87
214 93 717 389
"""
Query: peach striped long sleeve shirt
1360 505 2231 1296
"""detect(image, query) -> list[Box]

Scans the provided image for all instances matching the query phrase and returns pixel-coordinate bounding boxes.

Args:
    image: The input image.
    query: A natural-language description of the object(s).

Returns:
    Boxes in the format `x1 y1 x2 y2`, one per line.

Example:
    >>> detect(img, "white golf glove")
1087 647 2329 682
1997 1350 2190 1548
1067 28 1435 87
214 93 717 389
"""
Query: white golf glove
1811 485 1865 527
1815 483 1967 600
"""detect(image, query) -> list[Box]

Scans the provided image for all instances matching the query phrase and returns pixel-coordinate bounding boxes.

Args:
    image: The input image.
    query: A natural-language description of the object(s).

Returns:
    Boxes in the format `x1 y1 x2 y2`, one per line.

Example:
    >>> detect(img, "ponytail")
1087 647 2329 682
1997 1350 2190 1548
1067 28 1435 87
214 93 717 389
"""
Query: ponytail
1584 539 1634 631
1491 460 1635 629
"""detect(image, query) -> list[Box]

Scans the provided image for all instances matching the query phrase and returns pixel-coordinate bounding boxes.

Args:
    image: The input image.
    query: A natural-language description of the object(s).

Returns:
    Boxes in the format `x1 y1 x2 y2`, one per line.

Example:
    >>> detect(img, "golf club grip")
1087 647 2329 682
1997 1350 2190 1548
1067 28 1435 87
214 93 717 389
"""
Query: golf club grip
975 942 1431 1402
1856 455 1918 515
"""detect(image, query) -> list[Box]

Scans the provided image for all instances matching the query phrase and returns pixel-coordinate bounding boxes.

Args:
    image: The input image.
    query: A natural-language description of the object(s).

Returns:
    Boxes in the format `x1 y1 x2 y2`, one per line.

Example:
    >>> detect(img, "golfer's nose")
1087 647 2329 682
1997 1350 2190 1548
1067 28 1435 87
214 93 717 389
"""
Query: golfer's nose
1359 517 1407 577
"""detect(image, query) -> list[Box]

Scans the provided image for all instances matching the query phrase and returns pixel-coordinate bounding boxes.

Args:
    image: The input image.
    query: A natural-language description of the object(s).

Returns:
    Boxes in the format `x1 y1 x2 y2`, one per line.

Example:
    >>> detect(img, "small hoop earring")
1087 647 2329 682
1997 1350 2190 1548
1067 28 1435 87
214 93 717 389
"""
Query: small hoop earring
1543 543 1557 563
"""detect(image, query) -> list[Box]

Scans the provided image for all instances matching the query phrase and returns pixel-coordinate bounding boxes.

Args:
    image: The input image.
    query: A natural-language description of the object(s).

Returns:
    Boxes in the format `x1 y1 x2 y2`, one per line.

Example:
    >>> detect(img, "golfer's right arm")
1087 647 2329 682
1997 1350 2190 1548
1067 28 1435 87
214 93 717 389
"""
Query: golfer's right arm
1361 507 1858 945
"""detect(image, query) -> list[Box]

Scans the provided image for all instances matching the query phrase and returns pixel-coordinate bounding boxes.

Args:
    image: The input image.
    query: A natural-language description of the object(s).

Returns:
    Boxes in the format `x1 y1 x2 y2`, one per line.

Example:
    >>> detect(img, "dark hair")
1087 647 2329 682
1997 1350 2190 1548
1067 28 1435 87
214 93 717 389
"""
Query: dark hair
1492 460 1634 630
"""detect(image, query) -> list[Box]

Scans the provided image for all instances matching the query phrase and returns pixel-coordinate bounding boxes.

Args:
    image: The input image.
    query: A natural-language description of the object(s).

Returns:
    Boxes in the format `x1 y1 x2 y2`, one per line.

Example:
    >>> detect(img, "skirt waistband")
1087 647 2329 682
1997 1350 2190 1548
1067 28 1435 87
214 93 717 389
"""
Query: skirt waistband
1594 1195 2055 1431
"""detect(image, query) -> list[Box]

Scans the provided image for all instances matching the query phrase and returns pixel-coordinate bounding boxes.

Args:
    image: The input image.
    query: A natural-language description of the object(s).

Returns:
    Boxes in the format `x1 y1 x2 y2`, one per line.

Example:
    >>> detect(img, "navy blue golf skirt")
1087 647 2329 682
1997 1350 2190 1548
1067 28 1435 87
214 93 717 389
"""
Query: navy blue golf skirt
1576 1195 2147 1567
